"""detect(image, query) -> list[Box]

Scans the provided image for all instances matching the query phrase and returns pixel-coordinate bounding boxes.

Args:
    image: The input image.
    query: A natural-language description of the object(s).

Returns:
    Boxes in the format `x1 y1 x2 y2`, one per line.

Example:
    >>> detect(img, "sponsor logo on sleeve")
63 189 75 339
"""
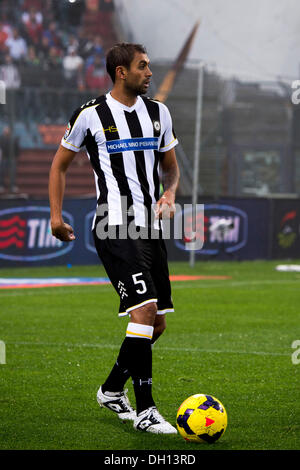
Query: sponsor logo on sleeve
64 122 71 139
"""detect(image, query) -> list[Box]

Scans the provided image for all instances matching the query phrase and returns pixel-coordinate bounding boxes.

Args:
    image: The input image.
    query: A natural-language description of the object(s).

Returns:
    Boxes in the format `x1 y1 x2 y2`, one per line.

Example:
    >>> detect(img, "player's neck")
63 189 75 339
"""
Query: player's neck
110 87 138 108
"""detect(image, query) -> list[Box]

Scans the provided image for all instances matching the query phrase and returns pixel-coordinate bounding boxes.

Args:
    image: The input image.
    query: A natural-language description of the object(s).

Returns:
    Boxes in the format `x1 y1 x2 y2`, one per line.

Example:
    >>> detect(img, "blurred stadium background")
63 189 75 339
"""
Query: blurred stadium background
0 0 300 265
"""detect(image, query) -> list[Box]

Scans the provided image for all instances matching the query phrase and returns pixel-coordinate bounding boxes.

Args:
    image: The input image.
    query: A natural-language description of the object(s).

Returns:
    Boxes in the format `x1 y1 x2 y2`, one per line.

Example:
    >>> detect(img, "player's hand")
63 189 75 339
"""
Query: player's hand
155 190 176 219
51 221 76 242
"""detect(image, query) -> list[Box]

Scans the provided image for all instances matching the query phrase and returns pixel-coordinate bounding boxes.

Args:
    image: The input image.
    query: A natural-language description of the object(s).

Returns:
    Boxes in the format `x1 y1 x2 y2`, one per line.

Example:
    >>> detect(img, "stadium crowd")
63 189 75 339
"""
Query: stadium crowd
0 0 115 194
0 0 113 91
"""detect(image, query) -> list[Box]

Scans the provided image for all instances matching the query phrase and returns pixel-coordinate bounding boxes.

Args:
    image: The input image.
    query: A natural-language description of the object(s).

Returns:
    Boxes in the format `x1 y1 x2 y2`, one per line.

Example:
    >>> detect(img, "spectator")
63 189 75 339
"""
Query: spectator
0 125 20 193
85 53 109 90
25 45 41 66
36 35 51 65
21 6 43 26
65 33 79 53
62 45 84 88
83 35 105 66
0 21 12 53
43 45 63 87
5 27 27 62
23 9 43 46
47 46 63 68
0 53 21 89
23 45 41 88
42 21 62 48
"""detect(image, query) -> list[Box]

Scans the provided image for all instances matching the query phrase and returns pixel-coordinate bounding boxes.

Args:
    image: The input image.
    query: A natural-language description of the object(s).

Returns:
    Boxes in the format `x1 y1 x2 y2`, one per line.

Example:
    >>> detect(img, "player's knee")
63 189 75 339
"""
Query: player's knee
141 302 157 324
130 302 157 325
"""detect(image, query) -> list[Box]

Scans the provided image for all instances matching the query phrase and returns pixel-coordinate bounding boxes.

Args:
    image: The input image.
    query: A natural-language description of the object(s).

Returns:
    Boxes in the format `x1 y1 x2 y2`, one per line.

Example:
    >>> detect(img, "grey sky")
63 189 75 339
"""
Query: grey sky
116 0 300 81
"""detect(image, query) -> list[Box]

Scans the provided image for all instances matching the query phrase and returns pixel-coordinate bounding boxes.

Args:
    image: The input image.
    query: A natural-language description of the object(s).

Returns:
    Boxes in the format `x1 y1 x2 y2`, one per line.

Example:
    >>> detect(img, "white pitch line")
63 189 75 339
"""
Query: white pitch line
0 286 114 297
6 340 290 357
1 278 300 298
172 279 300 290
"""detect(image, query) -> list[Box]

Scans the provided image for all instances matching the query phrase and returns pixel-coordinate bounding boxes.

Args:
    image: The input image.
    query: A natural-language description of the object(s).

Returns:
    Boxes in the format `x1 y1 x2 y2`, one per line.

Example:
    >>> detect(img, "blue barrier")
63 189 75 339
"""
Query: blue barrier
166 198 270 261
0 197 299 267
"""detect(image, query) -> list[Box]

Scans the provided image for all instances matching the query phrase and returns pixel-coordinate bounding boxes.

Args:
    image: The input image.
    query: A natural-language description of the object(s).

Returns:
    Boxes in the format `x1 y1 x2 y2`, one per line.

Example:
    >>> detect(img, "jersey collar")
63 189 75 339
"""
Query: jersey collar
106 92 142 113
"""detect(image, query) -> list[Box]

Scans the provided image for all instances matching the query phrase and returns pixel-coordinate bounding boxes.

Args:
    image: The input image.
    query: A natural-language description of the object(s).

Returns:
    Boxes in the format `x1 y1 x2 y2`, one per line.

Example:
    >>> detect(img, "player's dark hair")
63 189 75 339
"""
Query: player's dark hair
106 43 147 83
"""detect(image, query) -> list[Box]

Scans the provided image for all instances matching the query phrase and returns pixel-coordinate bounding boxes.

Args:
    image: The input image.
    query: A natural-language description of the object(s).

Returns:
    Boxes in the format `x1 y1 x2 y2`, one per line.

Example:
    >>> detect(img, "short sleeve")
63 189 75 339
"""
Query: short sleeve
61 107 88 152
159 103 178 153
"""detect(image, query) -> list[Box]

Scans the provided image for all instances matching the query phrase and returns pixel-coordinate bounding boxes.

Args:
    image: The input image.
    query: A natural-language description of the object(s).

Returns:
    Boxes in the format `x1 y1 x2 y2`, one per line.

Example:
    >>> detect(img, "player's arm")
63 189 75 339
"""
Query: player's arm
156 147 180 219
49 144 77 241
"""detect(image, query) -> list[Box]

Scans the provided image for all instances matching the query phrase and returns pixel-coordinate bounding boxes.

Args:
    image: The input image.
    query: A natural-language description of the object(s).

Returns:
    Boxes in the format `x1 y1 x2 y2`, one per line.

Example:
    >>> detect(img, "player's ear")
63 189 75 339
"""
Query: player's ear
115 65 127 81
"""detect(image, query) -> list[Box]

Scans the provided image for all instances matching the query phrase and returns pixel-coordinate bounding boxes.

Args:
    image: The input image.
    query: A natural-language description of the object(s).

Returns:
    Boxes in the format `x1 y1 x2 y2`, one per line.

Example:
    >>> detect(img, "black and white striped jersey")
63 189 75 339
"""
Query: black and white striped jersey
61 92 178 227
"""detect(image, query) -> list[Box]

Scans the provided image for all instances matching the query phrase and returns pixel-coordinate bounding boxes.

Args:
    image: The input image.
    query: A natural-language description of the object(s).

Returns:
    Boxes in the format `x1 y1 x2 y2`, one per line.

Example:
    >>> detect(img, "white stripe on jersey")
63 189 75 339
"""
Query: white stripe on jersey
87 146 125 227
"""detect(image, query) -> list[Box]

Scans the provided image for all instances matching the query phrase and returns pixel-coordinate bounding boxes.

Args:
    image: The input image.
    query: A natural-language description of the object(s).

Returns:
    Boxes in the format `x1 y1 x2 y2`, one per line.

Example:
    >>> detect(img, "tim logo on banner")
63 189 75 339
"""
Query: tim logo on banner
0 207 74 262
175 204 248 255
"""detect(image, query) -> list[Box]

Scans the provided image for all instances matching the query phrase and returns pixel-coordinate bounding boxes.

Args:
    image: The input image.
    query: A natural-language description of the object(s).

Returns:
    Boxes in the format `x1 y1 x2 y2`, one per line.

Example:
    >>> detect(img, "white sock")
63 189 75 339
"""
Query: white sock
126 322 154 340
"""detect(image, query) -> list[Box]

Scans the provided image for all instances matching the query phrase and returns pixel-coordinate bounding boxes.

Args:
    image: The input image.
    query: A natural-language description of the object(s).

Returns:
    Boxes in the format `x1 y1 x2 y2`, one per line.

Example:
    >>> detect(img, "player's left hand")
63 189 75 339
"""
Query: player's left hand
155 190 176 219
51 221 76 242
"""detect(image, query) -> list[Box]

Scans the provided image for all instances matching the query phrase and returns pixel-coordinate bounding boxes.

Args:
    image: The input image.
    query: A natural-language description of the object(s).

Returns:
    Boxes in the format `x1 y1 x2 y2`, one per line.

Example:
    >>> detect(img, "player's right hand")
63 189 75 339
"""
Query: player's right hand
51 221 76 242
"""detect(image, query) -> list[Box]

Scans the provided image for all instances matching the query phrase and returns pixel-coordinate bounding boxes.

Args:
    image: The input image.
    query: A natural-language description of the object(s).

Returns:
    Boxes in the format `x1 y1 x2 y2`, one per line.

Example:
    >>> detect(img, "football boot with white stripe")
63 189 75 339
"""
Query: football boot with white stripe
97 386 136 421
134 406 177 434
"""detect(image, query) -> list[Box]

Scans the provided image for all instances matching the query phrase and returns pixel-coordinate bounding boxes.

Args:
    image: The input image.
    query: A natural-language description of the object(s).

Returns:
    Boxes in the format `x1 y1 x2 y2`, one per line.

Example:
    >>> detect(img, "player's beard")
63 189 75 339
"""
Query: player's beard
125 80 149 96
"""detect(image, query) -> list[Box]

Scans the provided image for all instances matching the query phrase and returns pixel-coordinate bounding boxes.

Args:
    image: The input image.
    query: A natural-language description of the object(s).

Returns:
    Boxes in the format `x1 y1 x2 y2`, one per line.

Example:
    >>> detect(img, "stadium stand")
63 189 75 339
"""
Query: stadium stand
151 63 293 198
0 0 116 197
0 0 297 199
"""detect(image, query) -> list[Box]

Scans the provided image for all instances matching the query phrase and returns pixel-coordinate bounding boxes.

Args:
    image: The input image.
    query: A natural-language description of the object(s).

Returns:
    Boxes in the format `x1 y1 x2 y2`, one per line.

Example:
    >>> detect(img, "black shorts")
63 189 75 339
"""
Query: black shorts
92 226 174 317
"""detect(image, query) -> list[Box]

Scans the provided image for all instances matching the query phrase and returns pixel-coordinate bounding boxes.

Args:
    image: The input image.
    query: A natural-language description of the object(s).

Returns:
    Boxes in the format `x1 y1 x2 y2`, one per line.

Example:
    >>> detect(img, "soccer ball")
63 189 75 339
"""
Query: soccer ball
176 394 227 443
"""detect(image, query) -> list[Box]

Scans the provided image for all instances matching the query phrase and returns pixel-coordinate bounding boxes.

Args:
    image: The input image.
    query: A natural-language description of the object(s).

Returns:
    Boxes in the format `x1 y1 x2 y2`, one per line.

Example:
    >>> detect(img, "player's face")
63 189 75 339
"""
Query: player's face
125 52 152 95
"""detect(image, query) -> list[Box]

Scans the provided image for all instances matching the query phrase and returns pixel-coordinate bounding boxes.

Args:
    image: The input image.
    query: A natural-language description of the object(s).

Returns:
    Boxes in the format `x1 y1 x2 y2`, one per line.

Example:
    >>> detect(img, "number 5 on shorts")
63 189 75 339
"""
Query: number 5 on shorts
132 272 147 294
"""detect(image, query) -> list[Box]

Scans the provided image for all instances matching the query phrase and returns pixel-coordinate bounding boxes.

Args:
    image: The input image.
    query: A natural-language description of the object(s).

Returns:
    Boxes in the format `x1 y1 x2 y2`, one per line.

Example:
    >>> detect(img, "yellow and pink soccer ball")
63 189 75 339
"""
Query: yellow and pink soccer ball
176 394 228 443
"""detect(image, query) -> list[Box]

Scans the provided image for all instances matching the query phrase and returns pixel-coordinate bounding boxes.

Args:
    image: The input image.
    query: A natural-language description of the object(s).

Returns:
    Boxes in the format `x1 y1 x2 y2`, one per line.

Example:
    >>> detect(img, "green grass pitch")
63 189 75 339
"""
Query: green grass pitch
0 260 299 450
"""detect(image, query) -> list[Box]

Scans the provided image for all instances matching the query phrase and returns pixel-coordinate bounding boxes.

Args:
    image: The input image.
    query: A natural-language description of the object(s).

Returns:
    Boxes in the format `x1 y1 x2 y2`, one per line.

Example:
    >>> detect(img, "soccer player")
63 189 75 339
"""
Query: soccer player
49 43 180 434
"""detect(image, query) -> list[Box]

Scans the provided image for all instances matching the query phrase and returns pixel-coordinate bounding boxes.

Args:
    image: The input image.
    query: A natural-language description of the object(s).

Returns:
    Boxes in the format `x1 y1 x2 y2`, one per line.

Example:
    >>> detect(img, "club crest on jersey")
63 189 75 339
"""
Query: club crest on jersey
153 120 160 132
64 122 71 139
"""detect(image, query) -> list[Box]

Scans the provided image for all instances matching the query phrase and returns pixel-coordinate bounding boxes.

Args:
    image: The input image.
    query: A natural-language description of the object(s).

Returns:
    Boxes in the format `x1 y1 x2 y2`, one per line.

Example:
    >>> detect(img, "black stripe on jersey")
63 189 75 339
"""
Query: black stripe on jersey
160 132 165 151
140 97 162 201
84 128 108 206
142 96 177 154
124 110 152 212
153 150 160 201
95 99 134 214
68 95 106 147
141 97 161 138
